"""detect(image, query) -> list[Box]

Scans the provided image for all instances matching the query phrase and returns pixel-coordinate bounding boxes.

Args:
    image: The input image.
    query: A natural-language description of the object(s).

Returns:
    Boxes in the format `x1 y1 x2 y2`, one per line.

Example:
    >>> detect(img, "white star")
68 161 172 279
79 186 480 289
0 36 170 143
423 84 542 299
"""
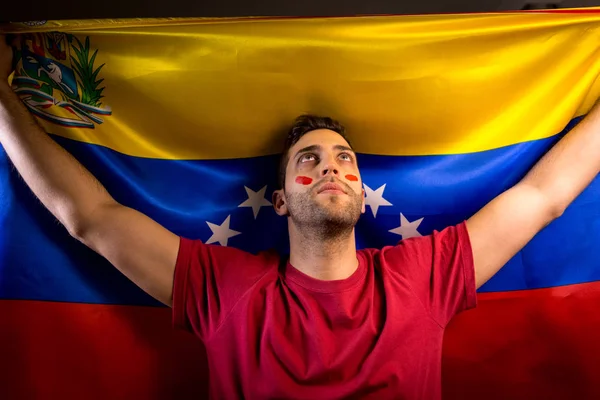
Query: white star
206 215 241 246
364 183 393 218
238 185 272 219
389 213 424 240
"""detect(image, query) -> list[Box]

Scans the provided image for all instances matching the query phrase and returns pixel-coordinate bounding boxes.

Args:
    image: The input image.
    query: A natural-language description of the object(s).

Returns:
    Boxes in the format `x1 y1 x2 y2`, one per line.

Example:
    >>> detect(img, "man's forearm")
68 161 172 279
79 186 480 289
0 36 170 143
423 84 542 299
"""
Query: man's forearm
521 101 600 215
0 82 116 236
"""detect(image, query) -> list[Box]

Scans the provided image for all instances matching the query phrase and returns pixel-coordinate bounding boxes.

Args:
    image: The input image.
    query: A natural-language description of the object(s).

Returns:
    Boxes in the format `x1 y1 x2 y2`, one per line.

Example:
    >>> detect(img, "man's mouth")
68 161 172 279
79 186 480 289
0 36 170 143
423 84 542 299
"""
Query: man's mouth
317 182 346 195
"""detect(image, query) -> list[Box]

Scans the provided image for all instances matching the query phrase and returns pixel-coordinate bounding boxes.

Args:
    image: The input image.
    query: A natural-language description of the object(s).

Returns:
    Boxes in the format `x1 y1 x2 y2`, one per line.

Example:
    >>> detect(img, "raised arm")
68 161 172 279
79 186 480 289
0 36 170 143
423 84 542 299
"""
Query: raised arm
0 37 179 306
467 99 600 289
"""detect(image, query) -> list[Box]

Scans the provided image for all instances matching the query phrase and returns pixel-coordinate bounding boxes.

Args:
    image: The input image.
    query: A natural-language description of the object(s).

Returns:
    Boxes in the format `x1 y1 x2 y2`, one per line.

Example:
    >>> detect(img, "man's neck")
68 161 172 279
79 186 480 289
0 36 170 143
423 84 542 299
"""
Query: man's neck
288 224 358 281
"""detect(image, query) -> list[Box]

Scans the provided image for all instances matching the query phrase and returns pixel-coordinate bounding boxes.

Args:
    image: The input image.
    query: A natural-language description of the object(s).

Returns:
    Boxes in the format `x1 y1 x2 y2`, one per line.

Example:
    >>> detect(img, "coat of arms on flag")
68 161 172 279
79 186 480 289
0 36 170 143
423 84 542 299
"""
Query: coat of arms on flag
10 32 111 128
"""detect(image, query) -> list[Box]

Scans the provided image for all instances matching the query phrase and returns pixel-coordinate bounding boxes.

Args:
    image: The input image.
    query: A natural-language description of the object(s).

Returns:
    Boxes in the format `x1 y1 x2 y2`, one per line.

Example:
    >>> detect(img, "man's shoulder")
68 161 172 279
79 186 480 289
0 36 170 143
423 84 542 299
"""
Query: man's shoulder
355 233 444 276
356 234 432 257
179 237 283 270
359 223 468 254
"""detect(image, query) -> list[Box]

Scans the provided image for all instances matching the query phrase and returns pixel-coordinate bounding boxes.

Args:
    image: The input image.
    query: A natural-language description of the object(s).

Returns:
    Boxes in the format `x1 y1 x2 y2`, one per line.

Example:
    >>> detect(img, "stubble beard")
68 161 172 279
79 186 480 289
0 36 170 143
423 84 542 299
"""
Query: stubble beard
286 182 362 242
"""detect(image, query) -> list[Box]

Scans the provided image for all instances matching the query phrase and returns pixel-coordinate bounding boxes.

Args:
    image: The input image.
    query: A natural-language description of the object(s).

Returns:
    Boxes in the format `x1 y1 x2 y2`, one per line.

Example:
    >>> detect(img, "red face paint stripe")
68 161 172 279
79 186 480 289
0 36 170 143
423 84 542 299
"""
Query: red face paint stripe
295 176 313 185
345 174 358 182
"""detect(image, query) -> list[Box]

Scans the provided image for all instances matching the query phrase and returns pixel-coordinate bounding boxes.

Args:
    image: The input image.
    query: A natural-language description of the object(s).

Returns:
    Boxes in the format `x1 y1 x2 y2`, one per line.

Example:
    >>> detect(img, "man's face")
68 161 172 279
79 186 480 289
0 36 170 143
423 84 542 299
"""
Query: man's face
273 129 365 234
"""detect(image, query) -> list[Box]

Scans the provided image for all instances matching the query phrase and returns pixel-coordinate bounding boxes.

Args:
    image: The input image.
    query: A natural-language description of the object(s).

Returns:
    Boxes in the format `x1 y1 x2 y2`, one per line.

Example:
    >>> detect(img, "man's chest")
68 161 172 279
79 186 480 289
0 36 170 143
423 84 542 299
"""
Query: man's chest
206 279 444 398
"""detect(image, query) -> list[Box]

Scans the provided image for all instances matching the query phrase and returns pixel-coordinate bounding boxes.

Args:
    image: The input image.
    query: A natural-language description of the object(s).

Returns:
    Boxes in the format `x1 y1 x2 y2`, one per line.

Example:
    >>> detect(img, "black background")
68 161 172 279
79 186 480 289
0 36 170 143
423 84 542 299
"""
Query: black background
2 1 600 23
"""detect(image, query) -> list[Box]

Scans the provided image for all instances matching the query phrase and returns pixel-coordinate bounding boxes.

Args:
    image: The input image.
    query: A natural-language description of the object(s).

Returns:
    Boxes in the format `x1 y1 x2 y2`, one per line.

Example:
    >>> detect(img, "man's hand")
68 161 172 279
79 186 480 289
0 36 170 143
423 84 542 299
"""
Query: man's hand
0 35 14 83
468 101 600 289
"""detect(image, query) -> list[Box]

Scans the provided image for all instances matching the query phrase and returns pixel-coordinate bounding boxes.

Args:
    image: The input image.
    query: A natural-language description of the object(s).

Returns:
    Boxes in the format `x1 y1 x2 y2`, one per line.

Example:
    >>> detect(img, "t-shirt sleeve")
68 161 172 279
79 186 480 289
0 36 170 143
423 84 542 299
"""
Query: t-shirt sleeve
382 221 477 327
172 237 274 341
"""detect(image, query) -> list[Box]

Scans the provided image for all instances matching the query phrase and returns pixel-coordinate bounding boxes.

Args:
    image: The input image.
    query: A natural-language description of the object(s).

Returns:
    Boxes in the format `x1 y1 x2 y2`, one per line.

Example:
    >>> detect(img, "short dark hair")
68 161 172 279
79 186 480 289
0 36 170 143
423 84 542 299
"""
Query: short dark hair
278 114 351 189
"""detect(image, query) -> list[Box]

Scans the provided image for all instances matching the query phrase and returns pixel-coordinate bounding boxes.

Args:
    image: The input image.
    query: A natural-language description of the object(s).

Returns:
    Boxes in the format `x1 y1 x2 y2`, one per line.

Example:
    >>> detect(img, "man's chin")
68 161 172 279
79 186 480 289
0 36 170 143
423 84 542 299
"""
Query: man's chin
318 205 360 222
316 193 349 204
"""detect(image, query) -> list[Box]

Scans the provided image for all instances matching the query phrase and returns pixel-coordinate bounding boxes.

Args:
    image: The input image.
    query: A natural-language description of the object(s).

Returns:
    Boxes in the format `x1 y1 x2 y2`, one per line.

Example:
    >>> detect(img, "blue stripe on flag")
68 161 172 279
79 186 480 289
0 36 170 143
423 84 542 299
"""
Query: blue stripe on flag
1 117 598 305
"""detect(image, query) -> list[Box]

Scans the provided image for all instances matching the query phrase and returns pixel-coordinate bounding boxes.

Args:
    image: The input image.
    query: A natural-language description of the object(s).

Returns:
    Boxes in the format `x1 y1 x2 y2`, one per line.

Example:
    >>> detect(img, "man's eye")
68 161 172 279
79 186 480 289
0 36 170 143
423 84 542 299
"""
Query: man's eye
339 153 353 161
300 154 317 162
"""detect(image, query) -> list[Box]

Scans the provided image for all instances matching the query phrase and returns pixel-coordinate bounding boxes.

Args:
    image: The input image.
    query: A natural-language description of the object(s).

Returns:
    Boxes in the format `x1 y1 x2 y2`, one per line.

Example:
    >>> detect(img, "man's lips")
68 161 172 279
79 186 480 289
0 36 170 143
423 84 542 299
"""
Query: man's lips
317 182 347 194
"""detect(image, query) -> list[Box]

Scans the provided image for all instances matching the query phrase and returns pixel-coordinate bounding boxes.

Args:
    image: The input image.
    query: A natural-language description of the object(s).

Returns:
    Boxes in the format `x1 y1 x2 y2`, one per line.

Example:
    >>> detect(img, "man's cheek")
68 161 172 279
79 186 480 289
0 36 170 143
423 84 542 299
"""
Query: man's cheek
295 176 313 185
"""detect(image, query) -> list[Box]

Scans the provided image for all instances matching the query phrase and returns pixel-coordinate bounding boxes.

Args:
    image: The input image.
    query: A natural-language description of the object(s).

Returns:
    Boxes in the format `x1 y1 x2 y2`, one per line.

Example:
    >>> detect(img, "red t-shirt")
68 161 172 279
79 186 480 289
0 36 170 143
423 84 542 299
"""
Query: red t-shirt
173 222 476 399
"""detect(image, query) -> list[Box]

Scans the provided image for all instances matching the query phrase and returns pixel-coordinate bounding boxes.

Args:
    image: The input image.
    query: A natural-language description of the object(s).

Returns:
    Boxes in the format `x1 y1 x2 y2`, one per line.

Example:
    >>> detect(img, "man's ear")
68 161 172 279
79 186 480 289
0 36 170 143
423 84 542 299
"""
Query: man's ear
272 188 289 216
361 187 366 214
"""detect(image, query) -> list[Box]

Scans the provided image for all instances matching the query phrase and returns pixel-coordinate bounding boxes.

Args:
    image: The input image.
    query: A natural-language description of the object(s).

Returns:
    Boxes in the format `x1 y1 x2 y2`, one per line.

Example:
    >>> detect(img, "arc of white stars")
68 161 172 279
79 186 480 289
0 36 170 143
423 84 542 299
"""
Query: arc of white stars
238 185 272 219
389 213 424 240
363 183 393 218
206 215 241 246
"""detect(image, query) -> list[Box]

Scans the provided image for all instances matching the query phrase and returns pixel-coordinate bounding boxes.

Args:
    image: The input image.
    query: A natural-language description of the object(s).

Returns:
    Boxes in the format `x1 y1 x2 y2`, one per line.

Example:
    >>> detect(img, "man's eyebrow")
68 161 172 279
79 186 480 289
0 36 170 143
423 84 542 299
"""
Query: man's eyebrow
294 144 321 159
334 144 354 153
293 144 355 160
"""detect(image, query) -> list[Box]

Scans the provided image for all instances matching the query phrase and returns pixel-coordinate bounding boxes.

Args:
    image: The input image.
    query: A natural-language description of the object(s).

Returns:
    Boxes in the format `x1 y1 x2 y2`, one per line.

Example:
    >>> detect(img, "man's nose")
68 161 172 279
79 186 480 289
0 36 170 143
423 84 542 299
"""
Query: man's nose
321 161 340 177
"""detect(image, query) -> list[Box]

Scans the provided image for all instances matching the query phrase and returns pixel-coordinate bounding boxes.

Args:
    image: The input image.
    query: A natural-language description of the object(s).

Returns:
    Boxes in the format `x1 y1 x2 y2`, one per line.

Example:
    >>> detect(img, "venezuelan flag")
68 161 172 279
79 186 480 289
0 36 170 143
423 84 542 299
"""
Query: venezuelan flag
2 9 600 399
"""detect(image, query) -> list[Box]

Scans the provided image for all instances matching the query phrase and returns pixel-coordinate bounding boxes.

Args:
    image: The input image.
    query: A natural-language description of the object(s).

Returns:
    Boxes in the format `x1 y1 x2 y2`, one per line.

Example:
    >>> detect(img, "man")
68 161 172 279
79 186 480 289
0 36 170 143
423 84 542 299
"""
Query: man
1 34 599 399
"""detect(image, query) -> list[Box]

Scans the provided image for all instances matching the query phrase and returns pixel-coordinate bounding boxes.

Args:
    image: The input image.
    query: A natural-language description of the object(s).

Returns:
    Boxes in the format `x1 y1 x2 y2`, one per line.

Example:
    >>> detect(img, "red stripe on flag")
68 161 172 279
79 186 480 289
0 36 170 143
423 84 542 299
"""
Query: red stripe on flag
443 280 600 400
0 300 208 400
5 280 600 399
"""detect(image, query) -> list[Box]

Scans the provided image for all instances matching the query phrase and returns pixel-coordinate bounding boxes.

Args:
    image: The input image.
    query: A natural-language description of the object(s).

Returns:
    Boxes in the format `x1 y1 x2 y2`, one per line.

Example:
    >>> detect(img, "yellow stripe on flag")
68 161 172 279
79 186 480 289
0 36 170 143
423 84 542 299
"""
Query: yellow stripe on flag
3 13 600 159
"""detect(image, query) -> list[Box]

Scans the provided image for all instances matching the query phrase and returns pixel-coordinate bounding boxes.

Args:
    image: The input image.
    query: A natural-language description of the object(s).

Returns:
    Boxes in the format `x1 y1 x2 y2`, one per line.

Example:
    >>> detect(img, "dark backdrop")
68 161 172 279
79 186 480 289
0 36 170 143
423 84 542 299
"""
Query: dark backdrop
3 0 600 23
